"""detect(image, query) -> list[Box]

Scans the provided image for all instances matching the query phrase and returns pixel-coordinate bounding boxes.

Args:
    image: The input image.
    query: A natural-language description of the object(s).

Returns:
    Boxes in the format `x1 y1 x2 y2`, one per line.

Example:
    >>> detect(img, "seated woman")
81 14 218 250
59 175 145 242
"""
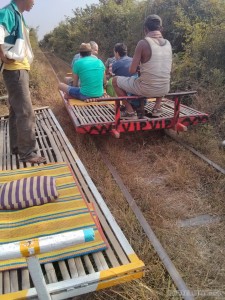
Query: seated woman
59 43 106 101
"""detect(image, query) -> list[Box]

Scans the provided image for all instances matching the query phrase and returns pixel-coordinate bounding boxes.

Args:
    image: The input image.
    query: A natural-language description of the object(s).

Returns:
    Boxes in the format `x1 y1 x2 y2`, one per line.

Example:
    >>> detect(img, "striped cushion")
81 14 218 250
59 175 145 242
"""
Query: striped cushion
0 176 58 210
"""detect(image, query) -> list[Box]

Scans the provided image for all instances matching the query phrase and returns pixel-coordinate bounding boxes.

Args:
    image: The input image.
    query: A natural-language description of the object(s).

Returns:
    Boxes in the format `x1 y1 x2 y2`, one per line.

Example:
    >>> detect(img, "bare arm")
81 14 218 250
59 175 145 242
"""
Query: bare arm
129 41 143 74
72 73 79 87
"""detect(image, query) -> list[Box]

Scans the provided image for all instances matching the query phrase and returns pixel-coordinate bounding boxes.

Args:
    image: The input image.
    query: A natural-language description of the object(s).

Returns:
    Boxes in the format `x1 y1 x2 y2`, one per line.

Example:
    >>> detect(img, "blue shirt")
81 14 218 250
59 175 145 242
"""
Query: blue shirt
112 55 133 77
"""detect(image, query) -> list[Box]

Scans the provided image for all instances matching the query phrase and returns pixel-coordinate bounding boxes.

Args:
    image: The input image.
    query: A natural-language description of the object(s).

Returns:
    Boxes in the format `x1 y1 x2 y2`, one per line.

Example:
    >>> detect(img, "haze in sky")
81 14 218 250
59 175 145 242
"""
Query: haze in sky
1 0 100 40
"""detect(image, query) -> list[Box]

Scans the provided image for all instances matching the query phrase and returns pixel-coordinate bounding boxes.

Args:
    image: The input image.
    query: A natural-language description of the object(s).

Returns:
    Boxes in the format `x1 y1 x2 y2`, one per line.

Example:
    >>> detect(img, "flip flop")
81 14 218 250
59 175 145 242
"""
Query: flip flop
21 156 46 164
151 108 163 117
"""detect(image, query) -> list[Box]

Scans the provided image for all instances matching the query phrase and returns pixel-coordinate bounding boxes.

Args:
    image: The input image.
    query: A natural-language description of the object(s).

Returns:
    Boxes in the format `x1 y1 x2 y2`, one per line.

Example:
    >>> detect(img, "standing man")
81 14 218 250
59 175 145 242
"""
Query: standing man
112 15 172 119
0 0 45 163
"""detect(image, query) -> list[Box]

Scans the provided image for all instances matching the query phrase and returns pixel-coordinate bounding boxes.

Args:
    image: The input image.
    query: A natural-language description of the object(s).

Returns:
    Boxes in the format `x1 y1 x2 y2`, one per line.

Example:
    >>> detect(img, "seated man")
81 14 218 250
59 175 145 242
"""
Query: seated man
59 43 106 100
106 43 136 98
71 41 99 67
112 15 172 119
65 41 99 85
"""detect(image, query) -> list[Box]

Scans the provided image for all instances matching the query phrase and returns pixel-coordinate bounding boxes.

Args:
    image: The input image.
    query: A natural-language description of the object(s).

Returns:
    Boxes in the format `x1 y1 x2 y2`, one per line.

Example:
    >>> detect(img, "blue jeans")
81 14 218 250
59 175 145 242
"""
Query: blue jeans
68 86 87 100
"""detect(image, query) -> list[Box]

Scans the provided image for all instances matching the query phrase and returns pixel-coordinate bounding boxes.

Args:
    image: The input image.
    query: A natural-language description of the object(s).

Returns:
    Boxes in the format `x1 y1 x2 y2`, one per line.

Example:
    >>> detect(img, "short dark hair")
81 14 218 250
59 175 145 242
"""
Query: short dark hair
80 51 91 57
144 15 162 31
114 43 127 57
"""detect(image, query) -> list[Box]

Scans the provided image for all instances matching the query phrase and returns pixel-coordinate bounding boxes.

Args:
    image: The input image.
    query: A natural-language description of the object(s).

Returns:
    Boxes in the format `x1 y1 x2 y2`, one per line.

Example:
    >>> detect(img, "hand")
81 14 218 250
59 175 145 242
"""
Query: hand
1 56 15 64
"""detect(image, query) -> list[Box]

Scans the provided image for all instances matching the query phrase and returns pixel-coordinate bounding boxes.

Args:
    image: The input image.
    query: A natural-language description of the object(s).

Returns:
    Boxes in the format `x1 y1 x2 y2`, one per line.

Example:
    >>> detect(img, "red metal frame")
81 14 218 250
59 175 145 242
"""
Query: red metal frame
61 91 209 137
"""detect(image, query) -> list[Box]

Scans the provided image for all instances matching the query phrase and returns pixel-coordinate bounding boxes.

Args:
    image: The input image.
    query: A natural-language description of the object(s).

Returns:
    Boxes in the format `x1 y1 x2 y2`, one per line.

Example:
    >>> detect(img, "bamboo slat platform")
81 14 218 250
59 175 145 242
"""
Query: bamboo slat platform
0 107 144 299
62 91 209 137
69 99 206 126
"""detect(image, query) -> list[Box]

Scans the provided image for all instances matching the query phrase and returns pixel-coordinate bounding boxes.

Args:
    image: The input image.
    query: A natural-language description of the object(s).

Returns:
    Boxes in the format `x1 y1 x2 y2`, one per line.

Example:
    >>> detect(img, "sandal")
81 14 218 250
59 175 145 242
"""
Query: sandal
120 110 137 120
120 105 126 112
151 108 163 117
21 156 46 164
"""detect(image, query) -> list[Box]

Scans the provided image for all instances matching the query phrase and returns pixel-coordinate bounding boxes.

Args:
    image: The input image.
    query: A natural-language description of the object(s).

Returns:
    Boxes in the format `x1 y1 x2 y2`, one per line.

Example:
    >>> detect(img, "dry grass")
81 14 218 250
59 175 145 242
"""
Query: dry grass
92 133 225 299
1 48 225 299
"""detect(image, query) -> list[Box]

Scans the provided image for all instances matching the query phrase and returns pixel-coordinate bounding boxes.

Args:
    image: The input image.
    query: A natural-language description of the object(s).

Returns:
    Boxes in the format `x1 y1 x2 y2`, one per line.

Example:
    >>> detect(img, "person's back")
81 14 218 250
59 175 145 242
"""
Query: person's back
112 14 172 119
112 56 132 77
73 56 104 97
71 41 99 68
138 37 172 97
112 43 133 77
107 43 135 97
59 43 105 100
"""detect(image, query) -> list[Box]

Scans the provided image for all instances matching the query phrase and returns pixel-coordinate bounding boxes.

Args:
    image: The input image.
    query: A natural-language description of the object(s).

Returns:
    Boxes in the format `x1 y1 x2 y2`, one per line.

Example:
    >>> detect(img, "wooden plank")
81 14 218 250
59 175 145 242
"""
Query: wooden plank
36 115 54 162
83 255 95 274
93 253 108 271
58 261 70 280
21 269 31 290
97 253 109 270
34 118 50 164
44 264 58 284
74 257 86 277
0 272 2 294
71 106 86 125
10 270 19 292
40 121 63 162
67 259 78 279
3 271 10 294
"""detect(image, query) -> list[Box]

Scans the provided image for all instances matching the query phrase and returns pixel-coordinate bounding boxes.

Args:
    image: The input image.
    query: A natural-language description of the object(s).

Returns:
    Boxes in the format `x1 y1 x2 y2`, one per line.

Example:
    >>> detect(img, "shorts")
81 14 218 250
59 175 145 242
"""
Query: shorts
67 86 87 100
117 76 169 98
117 76 141 96
117 76 147 108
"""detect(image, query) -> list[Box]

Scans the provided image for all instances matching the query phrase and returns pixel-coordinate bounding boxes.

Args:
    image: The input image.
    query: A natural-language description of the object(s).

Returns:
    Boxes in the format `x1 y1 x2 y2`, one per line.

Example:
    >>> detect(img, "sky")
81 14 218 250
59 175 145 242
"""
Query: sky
1 0 100 40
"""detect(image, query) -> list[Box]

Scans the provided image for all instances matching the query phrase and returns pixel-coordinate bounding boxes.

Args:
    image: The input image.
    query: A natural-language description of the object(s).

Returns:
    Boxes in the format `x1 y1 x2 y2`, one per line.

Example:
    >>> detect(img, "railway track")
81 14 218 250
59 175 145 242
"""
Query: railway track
43 50 225 300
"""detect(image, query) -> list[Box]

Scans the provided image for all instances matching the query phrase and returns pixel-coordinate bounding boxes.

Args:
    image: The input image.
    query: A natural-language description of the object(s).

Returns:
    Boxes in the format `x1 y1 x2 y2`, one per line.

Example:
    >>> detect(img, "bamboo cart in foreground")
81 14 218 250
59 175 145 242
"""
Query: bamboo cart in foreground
0 107 144 299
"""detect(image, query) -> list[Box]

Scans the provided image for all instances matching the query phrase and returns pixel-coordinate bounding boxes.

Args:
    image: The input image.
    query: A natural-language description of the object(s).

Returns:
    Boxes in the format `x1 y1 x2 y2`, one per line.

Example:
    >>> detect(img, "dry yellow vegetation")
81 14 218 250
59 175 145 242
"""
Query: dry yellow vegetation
1 47 225 300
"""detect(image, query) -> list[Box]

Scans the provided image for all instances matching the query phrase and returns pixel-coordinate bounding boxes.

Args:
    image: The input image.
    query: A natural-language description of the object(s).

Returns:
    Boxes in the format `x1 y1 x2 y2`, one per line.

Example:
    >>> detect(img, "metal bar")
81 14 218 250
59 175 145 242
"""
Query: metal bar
27 256 51 300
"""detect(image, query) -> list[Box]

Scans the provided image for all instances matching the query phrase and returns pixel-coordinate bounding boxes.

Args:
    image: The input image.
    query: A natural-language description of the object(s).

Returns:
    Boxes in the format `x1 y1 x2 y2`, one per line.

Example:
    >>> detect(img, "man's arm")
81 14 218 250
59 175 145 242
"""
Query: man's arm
0 45 14 64
129 41 144 74
0 26 14 64
72 73 79 87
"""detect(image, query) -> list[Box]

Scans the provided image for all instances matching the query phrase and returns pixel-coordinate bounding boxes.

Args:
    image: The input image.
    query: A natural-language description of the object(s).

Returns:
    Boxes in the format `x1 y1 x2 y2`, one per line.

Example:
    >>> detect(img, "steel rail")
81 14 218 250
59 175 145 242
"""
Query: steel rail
165 130 225 175
100 152 194 300
44 52 196 299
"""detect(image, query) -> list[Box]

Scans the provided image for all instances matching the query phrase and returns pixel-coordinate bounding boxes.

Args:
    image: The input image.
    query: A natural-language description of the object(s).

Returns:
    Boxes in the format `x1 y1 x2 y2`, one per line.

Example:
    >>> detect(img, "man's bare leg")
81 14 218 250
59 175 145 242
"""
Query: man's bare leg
59 82 70 99
112 77 134 113
153 97 162 111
